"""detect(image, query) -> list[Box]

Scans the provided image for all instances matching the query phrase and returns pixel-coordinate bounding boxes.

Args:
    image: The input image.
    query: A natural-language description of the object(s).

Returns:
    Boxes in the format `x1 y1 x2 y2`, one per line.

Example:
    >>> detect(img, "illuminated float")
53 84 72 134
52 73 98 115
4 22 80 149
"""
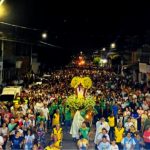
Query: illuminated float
68 76 95 139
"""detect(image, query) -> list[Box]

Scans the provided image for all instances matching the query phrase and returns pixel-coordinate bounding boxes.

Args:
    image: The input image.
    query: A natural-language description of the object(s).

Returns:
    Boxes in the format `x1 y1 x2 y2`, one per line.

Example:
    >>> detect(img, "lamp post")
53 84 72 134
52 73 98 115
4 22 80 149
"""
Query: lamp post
110 43 116 49
42 32 47 40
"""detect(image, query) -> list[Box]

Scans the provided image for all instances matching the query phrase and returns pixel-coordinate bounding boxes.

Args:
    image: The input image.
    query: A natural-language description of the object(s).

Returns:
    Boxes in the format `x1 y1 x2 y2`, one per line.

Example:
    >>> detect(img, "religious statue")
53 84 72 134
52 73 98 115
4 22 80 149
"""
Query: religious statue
67 76 95 140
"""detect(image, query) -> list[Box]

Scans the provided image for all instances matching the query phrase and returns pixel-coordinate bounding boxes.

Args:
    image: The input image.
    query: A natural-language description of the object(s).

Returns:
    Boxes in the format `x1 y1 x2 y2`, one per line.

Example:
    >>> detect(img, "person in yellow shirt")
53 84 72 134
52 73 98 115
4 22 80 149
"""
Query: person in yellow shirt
108 113 115 140
45 134 61 150
52 109 60 127
77 135 89 150
114 122 124 150
51 124 63 141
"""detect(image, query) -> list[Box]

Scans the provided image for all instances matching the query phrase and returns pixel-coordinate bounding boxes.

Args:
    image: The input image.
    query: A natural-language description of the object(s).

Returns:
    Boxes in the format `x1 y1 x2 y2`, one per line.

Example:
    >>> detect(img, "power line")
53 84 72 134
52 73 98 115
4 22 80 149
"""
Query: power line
39 41 62 48
0 22 40 31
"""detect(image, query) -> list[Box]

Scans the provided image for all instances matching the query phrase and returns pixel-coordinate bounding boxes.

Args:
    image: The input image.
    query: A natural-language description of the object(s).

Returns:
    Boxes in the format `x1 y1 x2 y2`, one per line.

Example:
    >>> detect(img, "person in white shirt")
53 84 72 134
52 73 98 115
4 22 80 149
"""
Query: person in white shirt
24 129 35 150
96 128 110 145
41 104 49 128
110 139 119 150
124 118 134 132
34 100 44 114
21 101 28 115
41 105 49 121
94 117 110 144
97 135 111 150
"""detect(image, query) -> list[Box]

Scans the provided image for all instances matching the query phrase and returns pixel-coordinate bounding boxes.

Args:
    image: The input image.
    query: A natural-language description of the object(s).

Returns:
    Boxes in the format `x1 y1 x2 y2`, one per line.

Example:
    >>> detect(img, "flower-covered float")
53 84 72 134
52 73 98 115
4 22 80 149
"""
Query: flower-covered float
68 76 96 139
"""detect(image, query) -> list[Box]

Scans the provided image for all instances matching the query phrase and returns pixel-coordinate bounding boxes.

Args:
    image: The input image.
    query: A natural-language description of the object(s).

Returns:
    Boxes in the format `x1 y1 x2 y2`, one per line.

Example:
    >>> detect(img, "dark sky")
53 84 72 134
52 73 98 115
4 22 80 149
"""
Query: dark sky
2 0 150 66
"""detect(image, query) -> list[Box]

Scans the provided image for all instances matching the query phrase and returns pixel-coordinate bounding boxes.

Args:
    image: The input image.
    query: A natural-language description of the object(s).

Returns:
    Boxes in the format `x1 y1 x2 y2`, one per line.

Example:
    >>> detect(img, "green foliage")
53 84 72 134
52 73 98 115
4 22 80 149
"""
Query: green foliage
93 57 100 65
66 95 95 111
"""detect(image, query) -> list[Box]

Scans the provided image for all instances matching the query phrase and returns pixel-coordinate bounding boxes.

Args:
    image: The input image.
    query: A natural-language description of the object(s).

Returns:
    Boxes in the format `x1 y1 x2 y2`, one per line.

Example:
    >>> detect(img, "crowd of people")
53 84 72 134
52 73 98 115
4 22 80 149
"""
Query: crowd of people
0 67 149 150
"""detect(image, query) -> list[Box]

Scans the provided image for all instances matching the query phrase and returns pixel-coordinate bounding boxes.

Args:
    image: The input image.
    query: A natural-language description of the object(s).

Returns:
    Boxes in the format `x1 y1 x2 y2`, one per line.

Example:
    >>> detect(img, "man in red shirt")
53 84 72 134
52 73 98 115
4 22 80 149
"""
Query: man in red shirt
143 126 150 149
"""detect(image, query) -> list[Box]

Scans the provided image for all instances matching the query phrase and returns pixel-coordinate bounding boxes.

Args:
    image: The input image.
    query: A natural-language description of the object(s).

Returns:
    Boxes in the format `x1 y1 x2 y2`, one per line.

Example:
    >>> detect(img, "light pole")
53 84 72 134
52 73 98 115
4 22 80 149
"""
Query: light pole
42 32 47 40
110 43 116 49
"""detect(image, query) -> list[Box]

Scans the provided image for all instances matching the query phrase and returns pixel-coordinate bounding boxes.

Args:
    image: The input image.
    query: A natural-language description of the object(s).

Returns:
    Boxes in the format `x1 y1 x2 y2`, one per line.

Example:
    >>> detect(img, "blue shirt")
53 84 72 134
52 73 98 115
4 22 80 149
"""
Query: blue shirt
12 136 23 149
112 105 118 116
121 137 136 150
97 142 111 150
134 137 143 150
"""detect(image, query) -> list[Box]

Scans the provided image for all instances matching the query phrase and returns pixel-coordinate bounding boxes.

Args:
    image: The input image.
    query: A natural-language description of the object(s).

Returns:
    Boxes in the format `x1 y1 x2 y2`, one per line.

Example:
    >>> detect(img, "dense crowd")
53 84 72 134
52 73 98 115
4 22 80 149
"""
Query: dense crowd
0 68 150 150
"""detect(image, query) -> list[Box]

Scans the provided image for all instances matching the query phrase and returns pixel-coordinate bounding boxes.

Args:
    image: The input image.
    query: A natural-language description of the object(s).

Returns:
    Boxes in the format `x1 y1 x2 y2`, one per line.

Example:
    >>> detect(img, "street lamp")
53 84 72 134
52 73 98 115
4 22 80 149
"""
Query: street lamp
42 32 47 39
110 43 116 49
102 48 106 51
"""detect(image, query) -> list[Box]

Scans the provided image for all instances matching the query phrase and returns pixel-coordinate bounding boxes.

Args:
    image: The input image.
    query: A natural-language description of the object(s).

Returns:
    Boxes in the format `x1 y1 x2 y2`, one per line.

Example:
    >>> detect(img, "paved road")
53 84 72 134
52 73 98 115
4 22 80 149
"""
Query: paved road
62 131 77 150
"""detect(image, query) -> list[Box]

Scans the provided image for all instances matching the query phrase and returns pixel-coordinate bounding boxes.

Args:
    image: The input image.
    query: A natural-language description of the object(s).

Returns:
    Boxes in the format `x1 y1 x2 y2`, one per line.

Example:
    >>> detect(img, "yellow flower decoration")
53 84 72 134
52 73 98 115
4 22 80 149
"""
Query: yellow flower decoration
81 77 92 89
71 76 81 88
71 76 92 89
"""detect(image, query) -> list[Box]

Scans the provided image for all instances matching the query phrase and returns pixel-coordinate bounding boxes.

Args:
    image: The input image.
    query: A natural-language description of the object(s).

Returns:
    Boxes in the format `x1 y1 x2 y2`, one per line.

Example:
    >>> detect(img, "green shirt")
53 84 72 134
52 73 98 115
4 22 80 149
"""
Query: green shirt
59 104 64 115
37 115 46 122
49 103 58 115
64 107 72 120
79 127 90 139
100 100 106 110
80 109 86 118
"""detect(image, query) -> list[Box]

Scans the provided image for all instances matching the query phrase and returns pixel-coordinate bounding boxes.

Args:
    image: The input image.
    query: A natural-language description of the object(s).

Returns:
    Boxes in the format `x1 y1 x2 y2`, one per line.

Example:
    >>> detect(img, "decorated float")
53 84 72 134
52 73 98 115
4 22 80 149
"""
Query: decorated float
67 76 96 139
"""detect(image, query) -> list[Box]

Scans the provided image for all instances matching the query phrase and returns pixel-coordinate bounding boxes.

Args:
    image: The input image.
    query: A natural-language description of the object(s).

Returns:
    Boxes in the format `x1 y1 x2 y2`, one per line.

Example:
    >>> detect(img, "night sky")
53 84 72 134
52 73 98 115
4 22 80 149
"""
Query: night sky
2 0 150 66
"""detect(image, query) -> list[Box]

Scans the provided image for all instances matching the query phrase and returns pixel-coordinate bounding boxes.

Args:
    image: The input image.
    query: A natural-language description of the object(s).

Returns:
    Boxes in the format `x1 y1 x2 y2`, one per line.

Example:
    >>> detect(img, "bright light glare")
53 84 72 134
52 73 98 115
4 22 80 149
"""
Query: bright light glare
0 5 6 17
42 33 47 39
101 59 107 64
0 0 5 6
78 60 85 66
102 48 106 51
111 43 116 49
